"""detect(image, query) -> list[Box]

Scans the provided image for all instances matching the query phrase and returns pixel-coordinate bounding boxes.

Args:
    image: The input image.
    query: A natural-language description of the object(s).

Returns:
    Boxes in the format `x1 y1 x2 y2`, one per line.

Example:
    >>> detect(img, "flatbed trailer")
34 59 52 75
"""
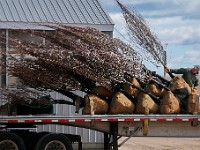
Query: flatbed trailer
1 114 200 150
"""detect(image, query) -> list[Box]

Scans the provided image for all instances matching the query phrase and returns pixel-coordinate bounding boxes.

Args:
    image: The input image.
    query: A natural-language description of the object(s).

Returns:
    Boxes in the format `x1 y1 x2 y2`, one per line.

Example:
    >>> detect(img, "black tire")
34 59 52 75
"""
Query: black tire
0 132 26 150
35 133 73 150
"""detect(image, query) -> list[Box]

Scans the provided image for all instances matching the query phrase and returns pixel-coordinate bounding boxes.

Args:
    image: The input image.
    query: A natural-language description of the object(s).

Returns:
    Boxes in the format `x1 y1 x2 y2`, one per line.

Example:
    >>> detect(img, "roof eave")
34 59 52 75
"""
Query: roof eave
0 22 114 32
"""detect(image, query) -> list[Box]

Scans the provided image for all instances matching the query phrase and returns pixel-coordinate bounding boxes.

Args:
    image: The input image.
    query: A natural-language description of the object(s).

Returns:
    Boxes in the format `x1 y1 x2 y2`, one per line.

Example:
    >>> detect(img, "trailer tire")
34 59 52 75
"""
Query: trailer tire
0 132 26 150
35 133 73 150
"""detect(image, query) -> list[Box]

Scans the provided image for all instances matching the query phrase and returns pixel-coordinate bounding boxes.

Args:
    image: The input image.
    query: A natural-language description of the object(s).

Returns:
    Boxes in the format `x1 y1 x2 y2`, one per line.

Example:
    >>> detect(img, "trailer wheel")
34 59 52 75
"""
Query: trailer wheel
0 132 26 150
35 133 73 150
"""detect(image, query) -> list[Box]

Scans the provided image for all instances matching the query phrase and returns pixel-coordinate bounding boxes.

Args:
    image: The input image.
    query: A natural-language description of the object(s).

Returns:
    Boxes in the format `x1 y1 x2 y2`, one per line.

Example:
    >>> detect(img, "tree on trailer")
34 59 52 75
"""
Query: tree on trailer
1 1 200 150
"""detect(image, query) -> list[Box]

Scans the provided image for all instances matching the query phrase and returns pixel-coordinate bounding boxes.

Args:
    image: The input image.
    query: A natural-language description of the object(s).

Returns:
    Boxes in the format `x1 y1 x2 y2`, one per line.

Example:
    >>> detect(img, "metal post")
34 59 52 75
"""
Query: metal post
104 132 109 150
163 43 168 78
164 50 167 78
191 94 199 126
110 122 118 150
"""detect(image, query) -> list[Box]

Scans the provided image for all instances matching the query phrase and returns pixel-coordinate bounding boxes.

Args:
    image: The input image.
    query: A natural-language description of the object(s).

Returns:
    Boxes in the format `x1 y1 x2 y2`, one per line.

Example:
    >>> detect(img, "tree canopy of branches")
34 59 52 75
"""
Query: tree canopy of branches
1 25 148 99
116 0 165 66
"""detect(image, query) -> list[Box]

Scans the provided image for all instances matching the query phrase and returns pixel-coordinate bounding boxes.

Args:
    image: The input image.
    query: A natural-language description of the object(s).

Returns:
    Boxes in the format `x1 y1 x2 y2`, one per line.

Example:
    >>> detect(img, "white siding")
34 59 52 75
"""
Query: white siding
37 91 104 143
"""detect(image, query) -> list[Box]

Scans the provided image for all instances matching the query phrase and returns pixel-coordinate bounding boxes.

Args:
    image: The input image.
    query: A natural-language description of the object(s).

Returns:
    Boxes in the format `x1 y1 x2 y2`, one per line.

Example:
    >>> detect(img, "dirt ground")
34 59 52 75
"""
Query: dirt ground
118 137 200 150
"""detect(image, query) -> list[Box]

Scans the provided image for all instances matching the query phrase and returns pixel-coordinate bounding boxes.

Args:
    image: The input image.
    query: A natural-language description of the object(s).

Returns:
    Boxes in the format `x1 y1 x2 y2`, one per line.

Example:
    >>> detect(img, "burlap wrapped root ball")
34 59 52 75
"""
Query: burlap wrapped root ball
188 88 200 114
90 86 114 100
109 92 135 114
82 94 109 115
123 77 140 97
160 91 180 114
147 84 166 97
135 93 159 114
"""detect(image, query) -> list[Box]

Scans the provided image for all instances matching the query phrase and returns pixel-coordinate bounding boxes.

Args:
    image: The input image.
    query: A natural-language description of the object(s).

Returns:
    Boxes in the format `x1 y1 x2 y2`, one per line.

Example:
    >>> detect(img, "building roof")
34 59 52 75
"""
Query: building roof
0 0 114 31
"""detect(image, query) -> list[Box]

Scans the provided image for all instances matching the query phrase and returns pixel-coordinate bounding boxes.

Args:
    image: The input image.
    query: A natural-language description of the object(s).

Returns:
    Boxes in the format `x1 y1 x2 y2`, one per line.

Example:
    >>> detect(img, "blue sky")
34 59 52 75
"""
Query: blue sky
100 0 200 75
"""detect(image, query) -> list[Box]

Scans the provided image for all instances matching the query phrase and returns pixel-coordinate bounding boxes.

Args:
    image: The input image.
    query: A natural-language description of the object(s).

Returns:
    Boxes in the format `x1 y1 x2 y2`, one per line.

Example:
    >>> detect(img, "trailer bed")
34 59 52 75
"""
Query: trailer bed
1 114 200 137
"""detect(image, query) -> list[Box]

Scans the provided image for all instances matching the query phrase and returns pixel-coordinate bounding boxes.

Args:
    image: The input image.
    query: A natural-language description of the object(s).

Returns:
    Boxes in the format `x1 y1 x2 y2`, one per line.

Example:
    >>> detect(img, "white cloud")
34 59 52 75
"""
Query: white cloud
158 26 200 44
120 0 200 20
110 14 125 28
183 51 200 62
110 12 200 45
168 50 200 69
109 13 124 26
102 0 200 72
119 0 169 5
109 13 129 41
178 0 200 13
143 13 200 45
148 16 196 27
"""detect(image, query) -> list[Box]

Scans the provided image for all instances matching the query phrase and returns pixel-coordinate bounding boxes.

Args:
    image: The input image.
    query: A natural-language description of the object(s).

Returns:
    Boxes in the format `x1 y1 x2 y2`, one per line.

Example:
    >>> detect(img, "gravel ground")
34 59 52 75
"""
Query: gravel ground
118 137 200 150
74 137 200 150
